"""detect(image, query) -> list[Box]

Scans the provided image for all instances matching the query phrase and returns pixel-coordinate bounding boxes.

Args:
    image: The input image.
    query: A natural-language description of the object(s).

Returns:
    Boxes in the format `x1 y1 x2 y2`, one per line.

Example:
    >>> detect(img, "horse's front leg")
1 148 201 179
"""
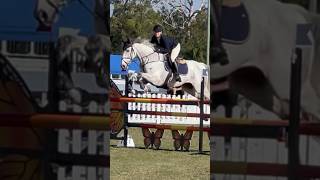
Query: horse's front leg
138 79 150 93
136 73 149 93
139 73 163 86
138 73 163 93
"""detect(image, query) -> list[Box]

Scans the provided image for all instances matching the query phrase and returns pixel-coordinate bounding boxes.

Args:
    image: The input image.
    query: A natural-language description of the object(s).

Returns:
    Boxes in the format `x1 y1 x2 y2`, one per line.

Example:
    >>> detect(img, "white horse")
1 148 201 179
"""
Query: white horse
34 0 108 35
212 0 320 121
121 39 210 100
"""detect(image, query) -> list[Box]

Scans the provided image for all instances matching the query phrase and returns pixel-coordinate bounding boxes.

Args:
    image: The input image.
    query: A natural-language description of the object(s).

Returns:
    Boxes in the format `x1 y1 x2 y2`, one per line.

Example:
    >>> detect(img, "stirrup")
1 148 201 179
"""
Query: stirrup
175 73 181 82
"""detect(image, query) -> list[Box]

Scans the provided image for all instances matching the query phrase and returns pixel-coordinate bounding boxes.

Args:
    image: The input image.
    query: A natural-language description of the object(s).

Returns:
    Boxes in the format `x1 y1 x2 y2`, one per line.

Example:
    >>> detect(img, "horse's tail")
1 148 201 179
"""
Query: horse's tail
296 6 320 59
296 10 320 121
305 12 320 87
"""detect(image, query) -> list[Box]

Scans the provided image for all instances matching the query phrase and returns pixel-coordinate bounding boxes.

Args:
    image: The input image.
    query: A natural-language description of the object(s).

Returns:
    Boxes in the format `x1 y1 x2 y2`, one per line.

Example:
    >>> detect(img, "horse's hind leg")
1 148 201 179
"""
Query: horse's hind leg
301 83 320 121
181 84 197 98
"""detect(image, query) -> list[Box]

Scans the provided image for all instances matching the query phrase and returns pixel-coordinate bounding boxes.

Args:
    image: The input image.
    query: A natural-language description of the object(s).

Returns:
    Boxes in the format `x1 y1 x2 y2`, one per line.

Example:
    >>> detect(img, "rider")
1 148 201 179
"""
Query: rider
150 24 181 82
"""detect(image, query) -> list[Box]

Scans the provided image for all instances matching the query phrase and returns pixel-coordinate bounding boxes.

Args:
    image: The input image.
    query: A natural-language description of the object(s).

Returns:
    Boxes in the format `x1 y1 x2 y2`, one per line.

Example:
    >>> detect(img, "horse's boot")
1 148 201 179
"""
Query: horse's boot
211 47 229 65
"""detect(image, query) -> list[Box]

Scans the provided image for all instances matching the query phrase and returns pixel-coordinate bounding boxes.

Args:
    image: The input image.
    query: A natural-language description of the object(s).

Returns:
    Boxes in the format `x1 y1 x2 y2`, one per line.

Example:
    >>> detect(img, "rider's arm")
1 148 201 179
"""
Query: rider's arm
150 36 157 44
151 36 167 53
157 37 171 53
157 47 170 54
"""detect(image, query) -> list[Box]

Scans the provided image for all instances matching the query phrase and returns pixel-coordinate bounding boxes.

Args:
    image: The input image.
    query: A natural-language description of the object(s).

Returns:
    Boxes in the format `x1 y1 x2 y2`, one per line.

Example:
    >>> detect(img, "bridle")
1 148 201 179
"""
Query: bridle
121 46 136 69
121 44 161 70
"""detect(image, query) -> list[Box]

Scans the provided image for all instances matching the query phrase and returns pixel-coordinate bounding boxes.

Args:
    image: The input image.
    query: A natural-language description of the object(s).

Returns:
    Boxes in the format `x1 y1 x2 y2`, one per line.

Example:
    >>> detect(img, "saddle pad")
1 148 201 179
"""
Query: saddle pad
221 3 249 44
177 63 188 75
164 60 188 75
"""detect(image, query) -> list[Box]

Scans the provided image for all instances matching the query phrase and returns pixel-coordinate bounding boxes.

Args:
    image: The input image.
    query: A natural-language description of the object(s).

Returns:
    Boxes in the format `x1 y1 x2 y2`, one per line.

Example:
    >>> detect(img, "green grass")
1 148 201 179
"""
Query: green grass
111 127 210 180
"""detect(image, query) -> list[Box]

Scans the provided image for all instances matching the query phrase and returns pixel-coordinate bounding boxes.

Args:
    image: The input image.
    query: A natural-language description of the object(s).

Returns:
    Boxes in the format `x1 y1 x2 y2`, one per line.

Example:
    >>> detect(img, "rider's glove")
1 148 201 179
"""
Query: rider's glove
155 48 161 53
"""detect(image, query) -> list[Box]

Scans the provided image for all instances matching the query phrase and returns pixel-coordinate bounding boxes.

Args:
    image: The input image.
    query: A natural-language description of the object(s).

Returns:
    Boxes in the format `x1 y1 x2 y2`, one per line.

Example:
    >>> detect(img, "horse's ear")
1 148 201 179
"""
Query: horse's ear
126 36 132 44
121 37 127 44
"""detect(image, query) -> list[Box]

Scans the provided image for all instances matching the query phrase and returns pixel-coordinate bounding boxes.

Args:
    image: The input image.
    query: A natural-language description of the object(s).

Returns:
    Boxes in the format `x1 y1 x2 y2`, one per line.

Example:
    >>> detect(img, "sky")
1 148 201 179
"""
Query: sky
110 0 209 17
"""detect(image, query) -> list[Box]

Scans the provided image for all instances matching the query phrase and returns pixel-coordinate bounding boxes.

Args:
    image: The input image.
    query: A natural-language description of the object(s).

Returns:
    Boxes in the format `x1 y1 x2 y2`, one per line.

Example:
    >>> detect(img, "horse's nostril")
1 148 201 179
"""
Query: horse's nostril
121 65 126 70
39 10 48 21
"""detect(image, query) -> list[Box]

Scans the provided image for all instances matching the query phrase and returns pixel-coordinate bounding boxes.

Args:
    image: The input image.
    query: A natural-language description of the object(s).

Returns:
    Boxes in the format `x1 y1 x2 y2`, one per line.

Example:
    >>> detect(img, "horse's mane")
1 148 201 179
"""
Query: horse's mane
133 38 155 49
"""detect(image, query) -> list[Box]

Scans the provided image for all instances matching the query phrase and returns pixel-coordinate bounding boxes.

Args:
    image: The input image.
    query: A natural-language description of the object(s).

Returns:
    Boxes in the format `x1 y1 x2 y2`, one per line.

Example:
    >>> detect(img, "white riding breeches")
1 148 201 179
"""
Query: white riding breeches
170 43 180 62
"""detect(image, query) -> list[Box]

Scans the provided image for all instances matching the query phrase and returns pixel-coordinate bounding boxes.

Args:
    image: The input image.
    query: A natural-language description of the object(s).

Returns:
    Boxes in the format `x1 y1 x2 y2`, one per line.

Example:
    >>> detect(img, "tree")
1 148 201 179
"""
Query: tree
152 0 208 63
111 0 162 53
153 0 206 35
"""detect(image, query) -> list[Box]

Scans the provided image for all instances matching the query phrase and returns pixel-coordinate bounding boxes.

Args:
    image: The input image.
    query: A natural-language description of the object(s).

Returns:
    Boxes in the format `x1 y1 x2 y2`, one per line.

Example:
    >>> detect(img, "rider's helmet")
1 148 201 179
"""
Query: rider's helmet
153 25 162 33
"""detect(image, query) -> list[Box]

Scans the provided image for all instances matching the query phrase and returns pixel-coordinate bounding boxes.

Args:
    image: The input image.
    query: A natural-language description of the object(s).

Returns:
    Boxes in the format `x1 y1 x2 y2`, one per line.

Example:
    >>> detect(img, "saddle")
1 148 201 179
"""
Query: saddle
221 3 250 44
163 56 188 75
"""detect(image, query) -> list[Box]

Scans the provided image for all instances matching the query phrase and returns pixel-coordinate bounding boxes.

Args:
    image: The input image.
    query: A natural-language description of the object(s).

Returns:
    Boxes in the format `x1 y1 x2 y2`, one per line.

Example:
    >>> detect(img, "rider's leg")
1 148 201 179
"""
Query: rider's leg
170 43 181 82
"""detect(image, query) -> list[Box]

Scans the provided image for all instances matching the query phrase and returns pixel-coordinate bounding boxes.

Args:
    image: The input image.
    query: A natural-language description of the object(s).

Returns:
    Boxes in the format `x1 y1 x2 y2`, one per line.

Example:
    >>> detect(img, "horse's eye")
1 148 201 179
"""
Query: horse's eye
126 49 130 52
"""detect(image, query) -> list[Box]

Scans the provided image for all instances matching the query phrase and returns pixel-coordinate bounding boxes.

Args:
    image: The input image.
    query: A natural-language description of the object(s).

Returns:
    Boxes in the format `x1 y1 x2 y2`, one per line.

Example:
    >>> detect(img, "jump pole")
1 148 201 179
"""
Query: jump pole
122 70 208 151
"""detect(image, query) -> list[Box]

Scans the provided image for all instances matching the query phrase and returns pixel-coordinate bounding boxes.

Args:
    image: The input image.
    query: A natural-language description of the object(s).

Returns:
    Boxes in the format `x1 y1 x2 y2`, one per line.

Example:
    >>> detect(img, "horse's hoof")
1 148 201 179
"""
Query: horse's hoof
175 76 181 82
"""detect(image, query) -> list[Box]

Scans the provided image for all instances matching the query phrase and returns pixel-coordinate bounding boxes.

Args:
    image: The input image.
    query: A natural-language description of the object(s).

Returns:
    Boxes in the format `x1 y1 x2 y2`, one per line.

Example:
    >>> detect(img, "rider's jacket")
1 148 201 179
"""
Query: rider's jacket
150 35 178 54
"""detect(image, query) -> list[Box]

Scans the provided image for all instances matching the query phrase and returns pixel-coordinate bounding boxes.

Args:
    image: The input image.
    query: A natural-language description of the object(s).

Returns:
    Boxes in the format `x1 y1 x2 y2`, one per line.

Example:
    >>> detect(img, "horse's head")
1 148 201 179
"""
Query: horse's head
121 38 137 70
34 0 68 31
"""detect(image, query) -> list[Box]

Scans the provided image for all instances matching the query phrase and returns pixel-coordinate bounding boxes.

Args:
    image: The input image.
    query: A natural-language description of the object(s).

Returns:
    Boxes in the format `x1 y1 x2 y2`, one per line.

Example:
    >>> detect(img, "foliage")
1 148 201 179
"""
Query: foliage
111 0 162 53
111 0 208 63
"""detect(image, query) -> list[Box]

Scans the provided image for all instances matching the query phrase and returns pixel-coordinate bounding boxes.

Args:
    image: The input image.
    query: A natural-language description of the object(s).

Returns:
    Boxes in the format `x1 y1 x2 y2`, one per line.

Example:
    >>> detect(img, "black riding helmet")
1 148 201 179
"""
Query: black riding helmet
153 25 162 32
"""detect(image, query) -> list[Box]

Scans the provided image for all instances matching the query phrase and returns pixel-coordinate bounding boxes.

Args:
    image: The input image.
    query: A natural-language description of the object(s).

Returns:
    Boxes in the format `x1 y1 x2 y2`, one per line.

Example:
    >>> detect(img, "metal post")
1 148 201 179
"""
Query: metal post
47 42 59 113
44 42 58 180
123 75 129 147
288 48 302 180
198 71 206 153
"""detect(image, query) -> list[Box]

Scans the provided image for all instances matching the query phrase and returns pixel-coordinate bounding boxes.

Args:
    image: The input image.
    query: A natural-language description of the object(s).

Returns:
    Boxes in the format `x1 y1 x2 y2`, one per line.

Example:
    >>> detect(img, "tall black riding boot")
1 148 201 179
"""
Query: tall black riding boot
211 47 229 65
171 61 181 82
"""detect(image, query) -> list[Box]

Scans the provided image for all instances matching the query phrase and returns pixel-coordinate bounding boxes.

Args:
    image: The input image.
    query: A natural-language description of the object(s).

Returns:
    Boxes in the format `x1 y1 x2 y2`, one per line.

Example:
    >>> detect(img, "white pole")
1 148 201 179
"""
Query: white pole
207 0 210 66
309 0 317 13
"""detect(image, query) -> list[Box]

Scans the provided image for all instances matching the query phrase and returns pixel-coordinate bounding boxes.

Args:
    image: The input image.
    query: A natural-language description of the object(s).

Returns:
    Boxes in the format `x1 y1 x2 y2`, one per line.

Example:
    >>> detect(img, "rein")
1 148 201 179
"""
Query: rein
132 45 166 67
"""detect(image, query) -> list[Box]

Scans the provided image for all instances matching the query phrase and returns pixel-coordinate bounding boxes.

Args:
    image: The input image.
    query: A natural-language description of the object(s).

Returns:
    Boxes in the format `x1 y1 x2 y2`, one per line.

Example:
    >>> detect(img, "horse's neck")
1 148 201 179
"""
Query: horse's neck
132 43 167 73
133 43 154 54
133 43 155 61
143 57 167 76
